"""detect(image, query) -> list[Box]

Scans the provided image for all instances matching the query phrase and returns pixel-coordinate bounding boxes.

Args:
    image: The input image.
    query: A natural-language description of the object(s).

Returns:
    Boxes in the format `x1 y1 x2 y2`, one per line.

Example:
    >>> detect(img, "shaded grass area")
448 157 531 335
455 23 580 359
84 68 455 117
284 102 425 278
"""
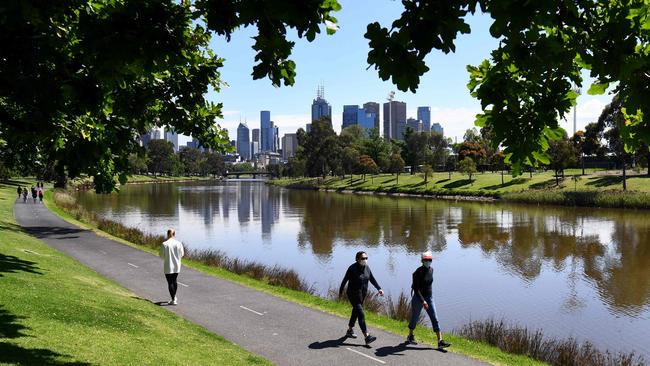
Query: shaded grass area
271 172 650 209
47 188 548 366
1 182 271 365
458 319 645 366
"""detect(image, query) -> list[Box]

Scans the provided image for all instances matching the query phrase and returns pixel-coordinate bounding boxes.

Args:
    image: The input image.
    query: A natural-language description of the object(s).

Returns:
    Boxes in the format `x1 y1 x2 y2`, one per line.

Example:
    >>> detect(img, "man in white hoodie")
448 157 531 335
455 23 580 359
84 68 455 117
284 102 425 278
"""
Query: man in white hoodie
160 228 184 305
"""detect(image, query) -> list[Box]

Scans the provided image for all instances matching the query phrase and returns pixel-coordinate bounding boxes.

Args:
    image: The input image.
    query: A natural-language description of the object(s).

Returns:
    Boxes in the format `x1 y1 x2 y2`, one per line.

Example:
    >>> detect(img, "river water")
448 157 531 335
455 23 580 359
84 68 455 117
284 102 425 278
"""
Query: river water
75 180 650 358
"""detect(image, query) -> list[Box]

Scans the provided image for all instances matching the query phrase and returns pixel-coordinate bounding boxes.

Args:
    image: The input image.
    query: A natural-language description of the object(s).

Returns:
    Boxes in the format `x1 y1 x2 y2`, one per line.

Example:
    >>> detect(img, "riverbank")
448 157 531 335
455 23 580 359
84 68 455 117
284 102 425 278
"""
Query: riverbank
68 174 217 190
0 181 271 365
269 170 650 209
45 188 547 366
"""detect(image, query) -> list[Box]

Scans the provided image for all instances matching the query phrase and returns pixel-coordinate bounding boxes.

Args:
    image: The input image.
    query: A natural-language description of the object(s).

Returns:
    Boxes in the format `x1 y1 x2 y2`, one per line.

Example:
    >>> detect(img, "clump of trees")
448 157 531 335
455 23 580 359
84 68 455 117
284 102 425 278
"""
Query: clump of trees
133 141 225 178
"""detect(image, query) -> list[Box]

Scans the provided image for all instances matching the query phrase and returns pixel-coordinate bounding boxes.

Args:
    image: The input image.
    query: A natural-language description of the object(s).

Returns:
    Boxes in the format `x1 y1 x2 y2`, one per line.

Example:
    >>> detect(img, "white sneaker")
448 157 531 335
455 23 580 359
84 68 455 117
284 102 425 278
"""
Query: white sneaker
168 297 177 305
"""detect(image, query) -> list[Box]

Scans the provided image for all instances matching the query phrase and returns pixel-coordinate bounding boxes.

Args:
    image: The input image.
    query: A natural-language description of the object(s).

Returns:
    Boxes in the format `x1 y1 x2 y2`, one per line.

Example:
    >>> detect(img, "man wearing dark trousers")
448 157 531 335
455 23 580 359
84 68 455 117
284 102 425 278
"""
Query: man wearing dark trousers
339 251 384 346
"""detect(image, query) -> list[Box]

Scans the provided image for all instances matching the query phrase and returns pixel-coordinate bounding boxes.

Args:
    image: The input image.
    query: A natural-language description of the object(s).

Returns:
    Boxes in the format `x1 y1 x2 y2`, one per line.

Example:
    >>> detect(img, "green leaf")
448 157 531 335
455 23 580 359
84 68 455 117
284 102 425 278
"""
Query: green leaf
587 82 609 95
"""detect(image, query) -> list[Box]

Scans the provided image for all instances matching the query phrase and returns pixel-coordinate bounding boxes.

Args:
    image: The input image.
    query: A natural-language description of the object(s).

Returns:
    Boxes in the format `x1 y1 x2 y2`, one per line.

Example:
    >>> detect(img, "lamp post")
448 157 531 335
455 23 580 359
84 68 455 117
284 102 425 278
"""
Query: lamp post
387 91 395 139
572 85 581 137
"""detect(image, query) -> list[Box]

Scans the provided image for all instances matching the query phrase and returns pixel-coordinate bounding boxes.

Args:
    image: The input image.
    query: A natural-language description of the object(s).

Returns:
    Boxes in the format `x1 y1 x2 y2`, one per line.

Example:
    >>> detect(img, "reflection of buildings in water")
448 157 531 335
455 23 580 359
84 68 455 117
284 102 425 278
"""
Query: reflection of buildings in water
260 185 280 237
177 186 223 227
238 183 251 224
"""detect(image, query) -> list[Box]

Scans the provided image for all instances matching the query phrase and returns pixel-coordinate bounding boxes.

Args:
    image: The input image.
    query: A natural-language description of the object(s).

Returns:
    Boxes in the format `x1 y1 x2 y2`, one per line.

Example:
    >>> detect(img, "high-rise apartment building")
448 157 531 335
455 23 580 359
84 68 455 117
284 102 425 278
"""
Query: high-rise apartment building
357 110 376 131
281 133 298 160
417 106 431 132
236 123 251 160
383 101 407 140
342 105 359 129
363 102 380 132
311 85 332 122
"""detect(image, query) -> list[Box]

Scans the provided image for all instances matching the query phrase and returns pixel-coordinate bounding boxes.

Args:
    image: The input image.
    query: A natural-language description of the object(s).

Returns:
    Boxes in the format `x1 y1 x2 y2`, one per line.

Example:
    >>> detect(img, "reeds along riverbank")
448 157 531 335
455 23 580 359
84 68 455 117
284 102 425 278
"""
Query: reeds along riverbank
457 318 645 366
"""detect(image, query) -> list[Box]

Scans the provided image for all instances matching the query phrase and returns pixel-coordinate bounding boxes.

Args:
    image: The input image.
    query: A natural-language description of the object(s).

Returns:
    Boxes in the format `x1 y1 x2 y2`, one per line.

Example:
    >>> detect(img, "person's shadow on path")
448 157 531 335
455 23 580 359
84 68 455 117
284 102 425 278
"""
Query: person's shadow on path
374 342 438 357
309 336 368 349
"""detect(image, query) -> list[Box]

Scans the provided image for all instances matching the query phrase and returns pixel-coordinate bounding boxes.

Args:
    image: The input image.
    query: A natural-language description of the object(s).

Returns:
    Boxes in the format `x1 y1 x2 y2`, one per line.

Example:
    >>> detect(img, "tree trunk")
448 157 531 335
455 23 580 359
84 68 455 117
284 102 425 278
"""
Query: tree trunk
53 162 67 189
581 154 585 176
555 171 559 187
623 162 627 191
501 170 504 185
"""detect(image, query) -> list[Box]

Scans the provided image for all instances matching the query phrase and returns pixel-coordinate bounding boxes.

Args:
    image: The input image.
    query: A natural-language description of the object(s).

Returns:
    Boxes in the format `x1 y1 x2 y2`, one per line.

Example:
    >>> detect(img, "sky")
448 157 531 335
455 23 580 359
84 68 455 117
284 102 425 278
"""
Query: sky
183 0 614 145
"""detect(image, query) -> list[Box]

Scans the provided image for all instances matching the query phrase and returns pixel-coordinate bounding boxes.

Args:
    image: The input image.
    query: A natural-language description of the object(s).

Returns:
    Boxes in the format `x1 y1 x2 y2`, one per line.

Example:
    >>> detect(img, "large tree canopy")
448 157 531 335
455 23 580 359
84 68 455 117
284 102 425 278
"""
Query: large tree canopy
2 0 648 190
365 0 650 173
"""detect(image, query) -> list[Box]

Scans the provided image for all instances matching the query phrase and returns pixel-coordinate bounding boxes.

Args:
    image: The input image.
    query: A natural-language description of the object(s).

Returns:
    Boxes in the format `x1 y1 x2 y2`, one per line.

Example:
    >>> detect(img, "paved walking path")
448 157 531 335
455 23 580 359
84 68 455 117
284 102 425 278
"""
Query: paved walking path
14 198 488 366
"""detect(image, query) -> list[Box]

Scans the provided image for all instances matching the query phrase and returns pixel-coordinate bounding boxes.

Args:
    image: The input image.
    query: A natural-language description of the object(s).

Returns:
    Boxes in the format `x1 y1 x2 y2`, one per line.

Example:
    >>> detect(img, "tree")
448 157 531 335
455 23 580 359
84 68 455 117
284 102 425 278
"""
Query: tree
422 164 434 185
361 128 392 172
403 127 428 174
342 147 361 182
287 155 307 178
600 96 632 190
428 132 449 171
301 118 341 178
458 157 477 183
340 125 365 148
179 148 204 176
458 141 486 169
202 152 225 178
0 0 339 192
446 155 457 180
548 137 577 187
147 140 175 177
389 153 405 184
267 164 283 178
127 153 148 175
358 155 379 182
490 151 508 184
366 1 650 174
6 0 650 190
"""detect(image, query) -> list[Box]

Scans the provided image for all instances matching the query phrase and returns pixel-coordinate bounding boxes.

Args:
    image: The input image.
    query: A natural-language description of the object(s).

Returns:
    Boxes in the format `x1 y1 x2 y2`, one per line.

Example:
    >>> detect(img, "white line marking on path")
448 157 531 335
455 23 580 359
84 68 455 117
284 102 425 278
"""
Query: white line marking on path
239 305 264 316
345 348 386 364
127 263 139 268
98 250 107 255
178 282 189 287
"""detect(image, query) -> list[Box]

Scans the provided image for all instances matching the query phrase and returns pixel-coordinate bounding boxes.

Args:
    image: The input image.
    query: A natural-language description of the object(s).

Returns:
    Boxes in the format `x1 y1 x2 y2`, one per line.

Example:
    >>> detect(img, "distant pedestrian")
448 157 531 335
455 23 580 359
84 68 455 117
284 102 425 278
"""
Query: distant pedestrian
17 186 22 198
38 189 43 202
339 251 384 346
31 186 37 203
160 228 184 305
22 188 27 203
406 251 451 349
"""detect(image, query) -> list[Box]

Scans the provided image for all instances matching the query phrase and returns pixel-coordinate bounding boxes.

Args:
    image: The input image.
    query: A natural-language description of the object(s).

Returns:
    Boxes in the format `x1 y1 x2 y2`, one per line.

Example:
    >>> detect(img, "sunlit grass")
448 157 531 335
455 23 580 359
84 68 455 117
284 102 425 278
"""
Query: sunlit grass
0 182 271 365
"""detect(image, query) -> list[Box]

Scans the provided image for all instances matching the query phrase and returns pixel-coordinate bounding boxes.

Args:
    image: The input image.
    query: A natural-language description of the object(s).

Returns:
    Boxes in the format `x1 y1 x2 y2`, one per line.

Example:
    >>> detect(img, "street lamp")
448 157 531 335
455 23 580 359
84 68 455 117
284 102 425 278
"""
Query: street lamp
386 91 395 139
572 85 581 137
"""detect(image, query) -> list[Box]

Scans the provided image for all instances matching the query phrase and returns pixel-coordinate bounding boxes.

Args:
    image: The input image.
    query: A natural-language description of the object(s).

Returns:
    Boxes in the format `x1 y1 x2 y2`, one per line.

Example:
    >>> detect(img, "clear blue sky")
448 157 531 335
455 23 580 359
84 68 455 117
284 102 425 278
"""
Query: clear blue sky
193 0 612 145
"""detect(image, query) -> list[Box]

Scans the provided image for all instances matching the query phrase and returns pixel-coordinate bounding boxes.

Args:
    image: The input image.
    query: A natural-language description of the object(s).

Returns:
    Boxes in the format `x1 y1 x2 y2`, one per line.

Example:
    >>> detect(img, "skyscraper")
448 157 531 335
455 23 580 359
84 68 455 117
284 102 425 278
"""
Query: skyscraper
281 133 298 160
406 118 423 133
357 110 376 131
260 110 272 152
383 101 407 140
164 127 179 152
417 106 431 132
342 105 359 129
252 128 260 144
311 84 332 122
363 102 380 132
236 123 251 160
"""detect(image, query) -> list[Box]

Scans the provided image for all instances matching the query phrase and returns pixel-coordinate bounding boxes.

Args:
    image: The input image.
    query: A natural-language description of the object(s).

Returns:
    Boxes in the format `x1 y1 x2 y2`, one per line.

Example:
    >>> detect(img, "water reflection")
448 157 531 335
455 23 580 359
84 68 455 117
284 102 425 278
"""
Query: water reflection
76 181 650 357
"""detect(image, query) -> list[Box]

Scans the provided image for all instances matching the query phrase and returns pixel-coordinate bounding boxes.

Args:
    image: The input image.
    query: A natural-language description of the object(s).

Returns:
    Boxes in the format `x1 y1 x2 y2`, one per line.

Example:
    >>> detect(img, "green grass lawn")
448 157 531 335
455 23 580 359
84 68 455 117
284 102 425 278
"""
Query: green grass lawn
0 180 271 366
44 188 546 366
272 170 650 208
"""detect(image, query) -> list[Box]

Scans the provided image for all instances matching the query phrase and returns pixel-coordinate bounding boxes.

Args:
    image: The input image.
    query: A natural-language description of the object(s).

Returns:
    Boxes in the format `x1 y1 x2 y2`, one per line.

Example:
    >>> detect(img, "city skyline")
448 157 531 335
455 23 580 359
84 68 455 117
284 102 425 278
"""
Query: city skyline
202 0 612 146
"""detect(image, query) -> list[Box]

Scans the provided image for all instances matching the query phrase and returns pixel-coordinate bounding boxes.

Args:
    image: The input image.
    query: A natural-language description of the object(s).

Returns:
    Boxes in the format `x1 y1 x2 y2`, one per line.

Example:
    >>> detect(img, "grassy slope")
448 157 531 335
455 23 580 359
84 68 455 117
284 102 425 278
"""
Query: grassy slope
44 191 546 366
274 170 650 194
0 181 271 366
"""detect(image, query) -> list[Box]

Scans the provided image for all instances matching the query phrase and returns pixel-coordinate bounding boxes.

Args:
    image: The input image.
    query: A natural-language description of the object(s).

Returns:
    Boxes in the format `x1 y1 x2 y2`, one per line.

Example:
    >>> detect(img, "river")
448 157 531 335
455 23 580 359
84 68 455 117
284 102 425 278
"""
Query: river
75 180 650 359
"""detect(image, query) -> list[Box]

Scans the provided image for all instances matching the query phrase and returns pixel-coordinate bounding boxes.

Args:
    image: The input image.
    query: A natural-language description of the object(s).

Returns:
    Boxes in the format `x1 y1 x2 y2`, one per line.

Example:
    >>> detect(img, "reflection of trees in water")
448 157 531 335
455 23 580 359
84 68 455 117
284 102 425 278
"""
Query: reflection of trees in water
291 192 449 259
456 203 650 314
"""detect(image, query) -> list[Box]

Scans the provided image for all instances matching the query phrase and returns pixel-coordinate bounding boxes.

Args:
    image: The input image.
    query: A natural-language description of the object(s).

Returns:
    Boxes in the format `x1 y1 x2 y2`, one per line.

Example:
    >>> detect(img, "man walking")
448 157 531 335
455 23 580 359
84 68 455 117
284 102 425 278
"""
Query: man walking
339 251 384 346
160 228 184 305
406 251 451 349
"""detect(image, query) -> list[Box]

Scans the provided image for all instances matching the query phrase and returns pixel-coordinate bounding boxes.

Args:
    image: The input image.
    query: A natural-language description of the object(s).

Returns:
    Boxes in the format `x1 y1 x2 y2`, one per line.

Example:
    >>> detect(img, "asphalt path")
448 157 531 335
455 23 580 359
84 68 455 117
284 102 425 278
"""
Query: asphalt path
14 198 489 366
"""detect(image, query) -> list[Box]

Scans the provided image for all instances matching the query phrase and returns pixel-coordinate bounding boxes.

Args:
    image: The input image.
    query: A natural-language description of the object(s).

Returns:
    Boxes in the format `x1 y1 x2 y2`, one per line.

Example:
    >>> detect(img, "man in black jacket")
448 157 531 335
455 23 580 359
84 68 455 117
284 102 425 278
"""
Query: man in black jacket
407 251 451 349
339 251 384 345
